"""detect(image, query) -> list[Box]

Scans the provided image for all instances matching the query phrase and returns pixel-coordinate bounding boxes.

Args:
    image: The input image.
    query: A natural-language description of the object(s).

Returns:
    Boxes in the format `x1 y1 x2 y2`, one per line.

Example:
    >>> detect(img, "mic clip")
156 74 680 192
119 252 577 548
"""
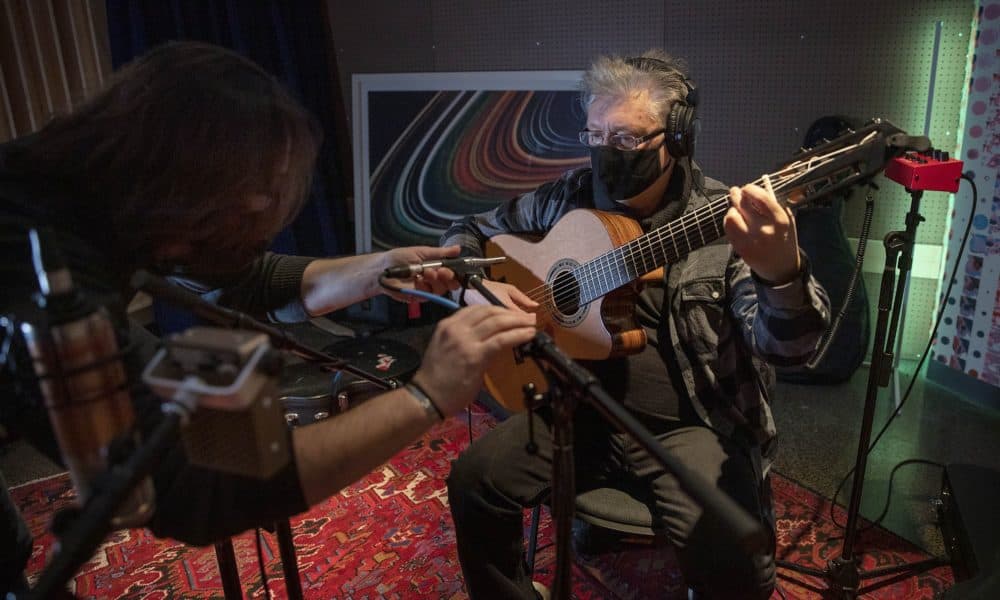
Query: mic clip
142 327 289 479
382 256 507 279
143 327 278 412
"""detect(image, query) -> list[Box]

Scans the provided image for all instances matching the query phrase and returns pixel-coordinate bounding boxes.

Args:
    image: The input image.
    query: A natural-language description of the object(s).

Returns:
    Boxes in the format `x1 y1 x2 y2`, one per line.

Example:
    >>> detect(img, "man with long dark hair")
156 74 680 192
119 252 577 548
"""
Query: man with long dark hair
0 41 536 594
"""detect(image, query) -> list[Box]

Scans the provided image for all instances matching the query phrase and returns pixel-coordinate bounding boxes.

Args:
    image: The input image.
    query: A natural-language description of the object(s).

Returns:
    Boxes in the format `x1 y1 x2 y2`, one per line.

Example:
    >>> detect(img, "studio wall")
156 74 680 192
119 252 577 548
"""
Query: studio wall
0 0 111 142
327 0 977 364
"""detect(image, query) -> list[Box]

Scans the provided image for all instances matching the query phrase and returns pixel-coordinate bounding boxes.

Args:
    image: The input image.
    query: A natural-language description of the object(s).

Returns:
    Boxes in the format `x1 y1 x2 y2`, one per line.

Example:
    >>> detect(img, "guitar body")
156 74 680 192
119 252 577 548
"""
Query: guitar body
483 209 661 412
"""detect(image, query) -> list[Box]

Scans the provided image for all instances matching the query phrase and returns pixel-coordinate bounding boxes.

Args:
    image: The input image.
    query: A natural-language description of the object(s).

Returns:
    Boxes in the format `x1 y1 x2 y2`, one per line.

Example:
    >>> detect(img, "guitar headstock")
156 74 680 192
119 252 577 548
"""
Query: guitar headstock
771 119 919 209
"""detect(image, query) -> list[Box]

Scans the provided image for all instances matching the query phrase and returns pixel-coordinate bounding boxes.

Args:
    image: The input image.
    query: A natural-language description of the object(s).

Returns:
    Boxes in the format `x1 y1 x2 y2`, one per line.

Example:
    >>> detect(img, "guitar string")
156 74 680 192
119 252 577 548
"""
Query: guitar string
519 133 872 314
525 195 733 312
523 174 761 309
527 175 779 312
533 131 869 309
527 168 796 313
528 171 787 311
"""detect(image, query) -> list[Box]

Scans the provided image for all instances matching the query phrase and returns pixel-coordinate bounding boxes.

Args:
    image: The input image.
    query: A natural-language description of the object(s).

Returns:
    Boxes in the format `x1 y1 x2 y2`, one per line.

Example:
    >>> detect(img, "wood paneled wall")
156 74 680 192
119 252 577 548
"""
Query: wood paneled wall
0 0 110 142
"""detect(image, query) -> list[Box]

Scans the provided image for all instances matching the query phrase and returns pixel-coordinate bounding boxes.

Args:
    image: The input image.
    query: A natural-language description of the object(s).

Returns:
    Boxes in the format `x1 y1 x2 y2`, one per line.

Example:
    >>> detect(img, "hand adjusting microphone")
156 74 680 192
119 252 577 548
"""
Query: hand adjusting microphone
382 256 506 279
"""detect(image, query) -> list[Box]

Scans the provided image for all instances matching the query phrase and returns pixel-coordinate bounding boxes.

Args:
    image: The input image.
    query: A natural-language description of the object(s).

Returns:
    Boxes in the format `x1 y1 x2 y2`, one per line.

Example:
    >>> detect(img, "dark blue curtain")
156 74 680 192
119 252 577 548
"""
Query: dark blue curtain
105 0 350 259
105 1 352 332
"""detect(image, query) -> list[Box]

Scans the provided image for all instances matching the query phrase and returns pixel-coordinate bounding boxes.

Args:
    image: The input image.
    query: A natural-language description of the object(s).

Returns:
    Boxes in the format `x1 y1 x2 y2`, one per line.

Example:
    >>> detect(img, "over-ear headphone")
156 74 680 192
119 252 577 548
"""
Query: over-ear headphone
624 56 699 158
802 114 859 150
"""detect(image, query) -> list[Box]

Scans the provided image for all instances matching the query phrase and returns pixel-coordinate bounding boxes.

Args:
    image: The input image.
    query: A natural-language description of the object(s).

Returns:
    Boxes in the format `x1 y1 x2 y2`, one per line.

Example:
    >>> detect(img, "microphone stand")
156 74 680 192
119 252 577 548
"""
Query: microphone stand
22 412 183 600
462 273 768 600
130 270 402 600
22 326 277 600
22 272 394 599
776 187 949 598
130 270 394 391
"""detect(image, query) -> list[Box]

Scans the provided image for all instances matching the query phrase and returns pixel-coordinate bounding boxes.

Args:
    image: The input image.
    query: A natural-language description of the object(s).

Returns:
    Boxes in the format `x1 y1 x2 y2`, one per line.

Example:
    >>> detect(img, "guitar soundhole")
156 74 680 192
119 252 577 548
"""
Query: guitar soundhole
552 271 580 316
547 259 586 327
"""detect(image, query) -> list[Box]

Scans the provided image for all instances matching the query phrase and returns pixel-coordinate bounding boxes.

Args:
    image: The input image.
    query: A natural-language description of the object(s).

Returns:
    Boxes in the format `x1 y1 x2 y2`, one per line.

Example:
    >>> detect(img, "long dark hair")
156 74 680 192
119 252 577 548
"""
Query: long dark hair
7 41 321 272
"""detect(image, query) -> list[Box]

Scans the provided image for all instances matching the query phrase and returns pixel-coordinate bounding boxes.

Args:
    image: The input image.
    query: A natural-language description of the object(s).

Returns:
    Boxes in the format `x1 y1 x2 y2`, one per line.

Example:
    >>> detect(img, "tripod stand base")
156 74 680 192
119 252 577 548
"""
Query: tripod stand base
777 553 948 599
827 556 860 596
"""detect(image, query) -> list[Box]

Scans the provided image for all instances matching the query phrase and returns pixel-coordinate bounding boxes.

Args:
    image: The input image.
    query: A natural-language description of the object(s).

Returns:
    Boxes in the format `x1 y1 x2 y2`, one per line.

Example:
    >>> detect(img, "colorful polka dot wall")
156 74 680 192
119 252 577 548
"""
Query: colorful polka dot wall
931 1 1000 388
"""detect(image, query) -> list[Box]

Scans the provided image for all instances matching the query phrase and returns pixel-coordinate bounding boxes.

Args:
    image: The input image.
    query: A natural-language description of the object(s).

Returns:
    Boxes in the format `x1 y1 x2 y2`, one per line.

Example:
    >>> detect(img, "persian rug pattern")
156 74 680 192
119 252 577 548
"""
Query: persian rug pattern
13 408 953 599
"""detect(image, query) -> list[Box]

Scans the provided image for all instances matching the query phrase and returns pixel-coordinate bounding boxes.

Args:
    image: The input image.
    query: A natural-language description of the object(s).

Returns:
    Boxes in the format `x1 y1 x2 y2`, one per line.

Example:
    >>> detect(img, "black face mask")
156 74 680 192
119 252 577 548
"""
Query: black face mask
590 146 664 204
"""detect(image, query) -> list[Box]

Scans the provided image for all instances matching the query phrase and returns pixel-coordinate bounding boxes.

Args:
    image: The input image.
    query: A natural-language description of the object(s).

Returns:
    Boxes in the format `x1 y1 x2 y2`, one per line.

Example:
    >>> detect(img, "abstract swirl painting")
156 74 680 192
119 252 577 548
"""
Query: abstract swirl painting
354 73 589 251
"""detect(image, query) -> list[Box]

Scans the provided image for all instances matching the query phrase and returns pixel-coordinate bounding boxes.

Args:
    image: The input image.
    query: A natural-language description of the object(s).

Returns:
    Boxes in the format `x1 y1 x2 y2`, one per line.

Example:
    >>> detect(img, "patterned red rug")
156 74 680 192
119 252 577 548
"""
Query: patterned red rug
13 407 954 599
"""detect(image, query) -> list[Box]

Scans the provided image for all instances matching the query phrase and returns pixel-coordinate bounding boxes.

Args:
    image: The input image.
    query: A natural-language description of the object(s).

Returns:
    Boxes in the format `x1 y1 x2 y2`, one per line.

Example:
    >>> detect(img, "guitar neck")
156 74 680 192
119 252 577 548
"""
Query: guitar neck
577 196 731 304
572 119 908 304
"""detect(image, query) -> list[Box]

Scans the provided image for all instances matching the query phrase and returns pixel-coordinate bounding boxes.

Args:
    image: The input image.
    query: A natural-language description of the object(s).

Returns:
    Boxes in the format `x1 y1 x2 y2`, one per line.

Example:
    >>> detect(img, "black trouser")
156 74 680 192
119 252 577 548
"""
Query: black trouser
446 404 775 599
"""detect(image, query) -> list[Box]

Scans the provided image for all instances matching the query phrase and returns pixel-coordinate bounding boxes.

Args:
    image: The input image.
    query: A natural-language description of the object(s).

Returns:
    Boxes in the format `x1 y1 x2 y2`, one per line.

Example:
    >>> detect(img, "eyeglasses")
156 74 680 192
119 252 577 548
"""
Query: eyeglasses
578 128 665 151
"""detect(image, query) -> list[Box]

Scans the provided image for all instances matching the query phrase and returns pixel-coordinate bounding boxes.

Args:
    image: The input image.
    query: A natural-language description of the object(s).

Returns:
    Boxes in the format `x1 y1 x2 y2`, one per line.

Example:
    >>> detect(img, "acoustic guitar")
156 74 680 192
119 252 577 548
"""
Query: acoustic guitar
482 119 918 411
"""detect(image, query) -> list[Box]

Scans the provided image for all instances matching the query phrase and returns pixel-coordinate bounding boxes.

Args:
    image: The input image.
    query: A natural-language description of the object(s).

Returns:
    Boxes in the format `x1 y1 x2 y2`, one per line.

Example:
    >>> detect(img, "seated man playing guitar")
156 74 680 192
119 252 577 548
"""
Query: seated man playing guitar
442 50 831 599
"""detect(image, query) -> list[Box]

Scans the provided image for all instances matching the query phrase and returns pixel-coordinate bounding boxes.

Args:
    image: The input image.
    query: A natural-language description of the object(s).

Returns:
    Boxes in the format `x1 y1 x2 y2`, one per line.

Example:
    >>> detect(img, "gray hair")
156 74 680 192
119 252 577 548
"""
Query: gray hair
580 49 690 127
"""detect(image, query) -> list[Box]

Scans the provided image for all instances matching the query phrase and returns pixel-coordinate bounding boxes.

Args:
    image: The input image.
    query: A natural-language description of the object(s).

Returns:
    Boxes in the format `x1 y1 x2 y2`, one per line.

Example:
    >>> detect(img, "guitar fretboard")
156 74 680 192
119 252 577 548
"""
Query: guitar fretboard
575 197 731 304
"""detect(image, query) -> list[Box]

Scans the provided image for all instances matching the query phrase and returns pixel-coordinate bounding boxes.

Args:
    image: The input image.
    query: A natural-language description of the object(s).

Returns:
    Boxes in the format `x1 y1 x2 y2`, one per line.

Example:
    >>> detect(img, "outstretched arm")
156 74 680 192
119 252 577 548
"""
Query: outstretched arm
299 245 463 316
293 305 536 504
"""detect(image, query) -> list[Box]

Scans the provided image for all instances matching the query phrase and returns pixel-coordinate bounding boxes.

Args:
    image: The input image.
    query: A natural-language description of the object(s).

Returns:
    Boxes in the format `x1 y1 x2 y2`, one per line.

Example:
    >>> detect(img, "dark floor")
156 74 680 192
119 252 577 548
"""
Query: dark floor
3 319 999 564
772 358 1000 559
774 362 1000 555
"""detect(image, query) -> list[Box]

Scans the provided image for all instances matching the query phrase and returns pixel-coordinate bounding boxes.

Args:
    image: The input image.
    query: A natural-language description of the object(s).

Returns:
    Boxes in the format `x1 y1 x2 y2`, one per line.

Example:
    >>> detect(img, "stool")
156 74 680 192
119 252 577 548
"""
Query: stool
526 484 704 598
526 483 667 573
213 520 303 600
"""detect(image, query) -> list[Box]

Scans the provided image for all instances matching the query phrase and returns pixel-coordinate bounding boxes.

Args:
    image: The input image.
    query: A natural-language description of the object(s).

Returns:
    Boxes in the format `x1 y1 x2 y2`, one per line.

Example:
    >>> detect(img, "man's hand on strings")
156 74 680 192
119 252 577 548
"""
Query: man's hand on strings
724 183 801 285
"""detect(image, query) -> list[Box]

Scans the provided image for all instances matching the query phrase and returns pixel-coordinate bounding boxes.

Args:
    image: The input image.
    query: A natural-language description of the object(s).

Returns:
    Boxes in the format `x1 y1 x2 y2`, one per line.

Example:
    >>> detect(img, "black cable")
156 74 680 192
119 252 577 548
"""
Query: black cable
256 528 273 599
833 459 945 532
807 191 875 369
534 541 554 555
829 173 978 531
376 273 407 296
377 273 460 310
873 459 943 529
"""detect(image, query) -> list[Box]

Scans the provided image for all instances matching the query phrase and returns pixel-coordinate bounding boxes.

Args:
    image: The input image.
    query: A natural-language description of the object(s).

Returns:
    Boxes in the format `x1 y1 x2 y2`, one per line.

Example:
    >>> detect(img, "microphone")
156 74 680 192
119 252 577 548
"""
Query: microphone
382 256 506 279
142 326 289 479
18 229 155 527
130 270 392 389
